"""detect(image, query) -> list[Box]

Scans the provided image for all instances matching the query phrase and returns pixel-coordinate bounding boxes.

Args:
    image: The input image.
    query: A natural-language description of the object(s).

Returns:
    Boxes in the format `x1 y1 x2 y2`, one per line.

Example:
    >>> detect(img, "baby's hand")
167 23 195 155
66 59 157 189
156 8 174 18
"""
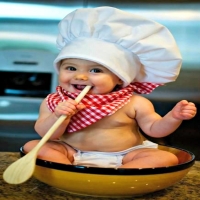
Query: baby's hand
54 99 85 118
171 100 197 120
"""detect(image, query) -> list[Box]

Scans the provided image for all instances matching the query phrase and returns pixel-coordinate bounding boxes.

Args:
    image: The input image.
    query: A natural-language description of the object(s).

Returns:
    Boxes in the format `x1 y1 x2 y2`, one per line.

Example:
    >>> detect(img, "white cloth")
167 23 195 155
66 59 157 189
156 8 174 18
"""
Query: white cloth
54 6 182 87
73 140 158 168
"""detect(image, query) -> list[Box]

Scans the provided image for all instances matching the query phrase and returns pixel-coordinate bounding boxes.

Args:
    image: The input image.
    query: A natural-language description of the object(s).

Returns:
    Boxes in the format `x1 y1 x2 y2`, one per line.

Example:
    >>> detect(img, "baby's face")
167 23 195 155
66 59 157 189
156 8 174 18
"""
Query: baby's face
58 58 122 94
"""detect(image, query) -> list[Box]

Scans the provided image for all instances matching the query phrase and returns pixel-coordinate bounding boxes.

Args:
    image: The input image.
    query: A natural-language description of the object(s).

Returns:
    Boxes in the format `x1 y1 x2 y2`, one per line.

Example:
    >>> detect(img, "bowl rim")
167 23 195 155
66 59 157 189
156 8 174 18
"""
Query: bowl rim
20 145 195 175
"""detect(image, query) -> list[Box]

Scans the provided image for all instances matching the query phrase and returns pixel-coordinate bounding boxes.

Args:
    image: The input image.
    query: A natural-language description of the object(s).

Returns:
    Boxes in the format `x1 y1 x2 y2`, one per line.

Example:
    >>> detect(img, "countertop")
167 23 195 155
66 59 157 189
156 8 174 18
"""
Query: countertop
0 152 199 200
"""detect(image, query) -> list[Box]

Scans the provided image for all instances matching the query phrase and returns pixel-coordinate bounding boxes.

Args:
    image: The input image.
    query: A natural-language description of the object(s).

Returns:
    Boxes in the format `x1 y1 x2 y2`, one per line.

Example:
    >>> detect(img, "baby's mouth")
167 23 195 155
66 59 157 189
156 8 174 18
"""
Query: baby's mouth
72 84 88 90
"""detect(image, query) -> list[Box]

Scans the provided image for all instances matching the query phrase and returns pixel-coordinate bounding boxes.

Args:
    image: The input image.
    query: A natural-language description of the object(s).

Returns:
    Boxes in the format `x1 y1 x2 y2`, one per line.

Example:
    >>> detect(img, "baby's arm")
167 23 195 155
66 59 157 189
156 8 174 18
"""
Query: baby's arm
34 99 85 139
135 97 197 138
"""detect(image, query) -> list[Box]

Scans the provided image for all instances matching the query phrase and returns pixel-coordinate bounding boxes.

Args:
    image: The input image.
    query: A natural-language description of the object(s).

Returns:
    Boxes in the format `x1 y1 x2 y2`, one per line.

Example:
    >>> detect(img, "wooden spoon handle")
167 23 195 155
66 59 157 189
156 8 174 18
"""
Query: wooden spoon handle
3 86 91 184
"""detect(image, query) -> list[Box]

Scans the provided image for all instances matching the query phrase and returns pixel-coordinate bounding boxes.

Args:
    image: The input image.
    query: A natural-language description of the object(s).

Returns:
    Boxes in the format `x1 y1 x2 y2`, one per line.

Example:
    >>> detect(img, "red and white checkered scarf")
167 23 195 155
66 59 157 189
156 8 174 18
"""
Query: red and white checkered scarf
46 82 160 133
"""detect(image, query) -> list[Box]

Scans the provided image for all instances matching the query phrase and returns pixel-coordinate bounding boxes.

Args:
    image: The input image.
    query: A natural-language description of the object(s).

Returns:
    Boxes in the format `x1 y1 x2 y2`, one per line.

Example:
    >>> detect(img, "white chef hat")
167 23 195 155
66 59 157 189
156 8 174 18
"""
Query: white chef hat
54 6 182 87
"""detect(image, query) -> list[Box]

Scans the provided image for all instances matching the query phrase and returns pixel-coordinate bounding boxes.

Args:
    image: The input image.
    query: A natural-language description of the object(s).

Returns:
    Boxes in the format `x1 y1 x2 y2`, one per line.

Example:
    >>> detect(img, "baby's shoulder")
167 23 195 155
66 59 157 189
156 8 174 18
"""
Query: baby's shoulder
129 94 154 109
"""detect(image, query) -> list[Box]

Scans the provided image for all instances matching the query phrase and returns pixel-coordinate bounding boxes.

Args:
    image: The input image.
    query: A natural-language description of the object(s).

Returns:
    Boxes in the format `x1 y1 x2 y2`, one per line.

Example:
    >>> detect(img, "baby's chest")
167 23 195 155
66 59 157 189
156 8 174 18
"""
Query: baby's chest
94 108 136 128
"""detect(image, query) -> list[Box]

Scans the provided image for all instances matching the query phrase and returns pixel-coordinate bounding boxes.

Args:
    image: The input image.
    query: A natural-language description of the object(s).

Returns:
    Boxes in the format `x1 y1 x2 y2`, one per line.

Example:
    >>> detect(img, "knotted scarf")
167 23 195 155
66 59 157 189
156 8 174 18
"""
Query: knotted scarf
46 82 160 133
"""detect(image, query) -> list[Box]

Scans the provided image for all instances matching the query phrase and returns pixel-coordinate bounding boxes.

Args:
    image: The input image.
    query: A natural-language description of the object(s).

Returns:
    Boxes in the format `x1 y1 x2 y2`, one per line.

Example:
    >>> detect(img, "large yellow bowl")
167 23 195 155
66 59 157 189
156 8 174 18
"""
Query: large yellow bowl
20 145 195 197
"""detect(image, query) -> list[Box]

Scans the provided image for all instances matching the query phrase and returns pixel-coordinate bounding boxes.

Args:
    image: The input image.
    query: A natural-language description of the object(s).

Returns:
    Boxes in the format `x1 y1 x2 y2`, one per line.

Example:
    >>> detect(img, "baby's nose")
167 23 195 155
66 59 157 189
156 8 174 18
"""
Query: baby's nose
75 74 88 81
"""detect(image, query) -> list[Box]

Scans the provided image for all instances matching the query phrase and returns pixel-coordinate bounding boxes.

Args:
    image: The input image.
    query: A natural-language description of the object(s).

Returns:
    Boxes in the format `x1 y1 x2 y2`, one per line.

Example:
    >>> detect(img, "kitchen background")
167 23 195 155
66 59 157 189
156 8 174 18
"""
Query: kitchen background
0 0 199 159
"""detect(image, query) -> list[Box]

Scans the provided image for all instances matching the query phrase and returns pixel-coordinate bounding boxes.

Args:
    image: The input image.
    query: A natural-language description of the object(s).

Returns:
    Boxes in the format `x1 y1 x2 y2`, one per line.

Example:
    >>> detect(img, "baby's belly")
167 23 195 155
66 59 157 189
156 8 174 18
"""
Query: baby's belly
61 128 143 152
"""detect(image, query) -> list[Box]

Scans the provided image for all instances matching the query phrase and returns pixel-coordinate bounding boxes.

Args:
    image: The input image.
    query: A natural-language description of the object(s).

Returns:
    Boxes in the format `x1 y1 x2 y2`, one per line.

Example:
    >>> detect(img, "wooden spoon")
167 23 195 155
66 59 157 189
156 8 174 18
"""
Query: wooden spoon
3 85 91 184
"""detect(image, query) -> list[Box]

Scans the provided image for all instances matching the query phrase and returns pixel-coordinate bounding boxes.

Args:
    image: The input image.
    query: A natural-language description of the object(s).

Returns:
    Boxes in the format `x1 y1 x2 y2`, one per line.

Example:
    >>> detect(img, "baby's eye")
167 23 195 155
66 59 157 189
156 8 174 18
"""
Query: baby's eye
90 68 102 73
66 66 76 71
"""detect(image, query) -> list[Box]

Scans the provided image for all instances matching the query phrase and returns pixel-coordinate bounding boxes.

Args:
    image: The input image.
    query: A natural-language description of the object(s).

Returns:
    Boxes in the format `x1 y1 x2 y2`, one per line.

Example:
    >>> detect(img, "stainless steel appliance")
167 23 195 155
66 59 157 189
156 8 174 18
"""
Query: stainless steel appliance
0 2 199 158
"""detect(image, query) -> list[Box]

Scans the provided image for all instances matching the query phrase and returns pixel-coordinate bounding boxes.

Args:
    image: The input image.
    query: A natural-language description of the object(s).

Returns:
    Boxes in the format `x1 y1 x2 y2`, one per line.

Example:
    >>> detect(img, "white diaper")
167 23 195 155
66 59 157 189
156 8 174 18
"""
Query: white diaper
73 140 158 168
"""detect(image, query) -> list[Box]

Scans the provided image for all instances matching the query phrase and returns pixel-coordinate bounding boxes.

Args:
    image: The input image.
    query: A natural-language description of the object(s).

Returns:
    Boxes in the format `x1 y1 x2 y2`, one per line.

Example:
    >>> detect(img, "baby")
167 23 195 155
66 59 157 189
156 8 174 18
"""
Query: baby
24 7 197 169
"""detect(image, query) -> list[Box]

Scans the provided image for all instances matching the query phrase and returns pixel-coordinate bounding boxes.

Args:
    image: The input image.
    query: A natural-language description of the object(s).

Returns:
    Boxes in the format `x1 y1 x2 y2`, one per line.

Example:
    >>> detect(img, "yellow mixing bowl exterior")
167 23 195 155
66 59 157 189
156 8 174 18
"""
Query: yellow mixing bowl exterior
33 165 191 197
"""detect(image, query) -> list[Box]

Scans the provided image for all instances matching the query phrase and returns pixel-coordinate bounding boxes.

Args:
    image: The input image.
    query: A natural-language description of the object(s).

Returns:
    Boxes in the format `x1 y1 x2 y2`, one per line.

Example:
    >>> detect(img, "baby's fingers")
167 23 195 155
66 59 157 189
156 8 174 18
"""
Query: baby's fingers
172 100 197 120
180 102 197 119
180 110 196 119
55 100 78 116
76 103 86 111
